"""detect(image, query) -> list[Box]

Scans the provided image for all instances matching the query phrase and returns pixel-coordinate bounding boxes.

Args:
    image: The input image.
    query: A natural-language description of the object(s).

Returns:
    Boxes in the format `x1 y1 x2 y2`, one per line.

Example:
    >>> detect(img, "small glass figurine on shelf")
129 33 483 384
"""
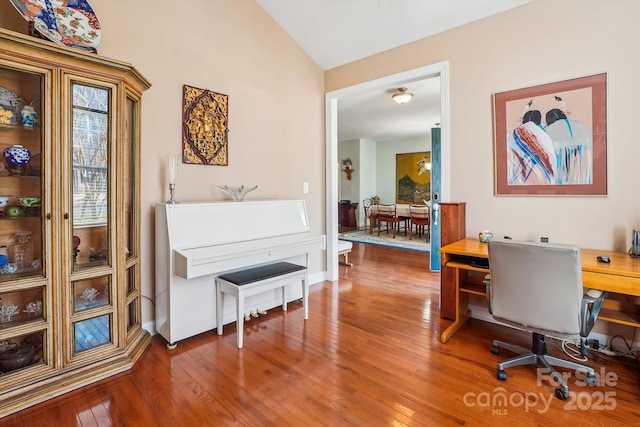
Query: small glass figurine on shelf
1 304 20 321
217 185 258 202
25 300 42 315
80 288 99 304
11 231 33 272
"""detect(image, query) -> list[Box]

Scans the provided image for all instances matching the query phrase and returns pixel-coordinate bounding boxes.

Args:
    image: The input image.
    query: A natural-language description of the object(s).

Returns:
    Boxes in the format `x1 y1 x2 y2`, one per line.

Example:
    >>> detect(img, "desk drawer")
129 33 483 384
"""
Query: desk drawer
582 271 640 296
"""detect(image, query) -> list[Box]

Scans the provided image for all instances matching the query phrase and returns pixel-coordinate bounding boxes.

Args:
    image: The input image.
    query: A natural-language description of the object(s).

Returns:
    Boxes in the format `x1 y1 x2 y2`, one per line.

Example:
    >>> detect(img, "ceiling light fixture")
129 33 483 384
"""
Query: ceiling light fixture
392 87 413 105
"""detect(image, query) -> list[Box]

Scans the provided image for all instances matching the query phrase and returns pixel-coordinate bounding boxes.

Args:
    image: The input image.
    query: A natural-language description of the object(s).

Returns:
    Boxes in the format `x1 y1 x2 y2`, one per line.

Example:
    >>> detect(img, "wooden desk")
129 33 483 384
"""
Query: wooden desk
439 238 640 343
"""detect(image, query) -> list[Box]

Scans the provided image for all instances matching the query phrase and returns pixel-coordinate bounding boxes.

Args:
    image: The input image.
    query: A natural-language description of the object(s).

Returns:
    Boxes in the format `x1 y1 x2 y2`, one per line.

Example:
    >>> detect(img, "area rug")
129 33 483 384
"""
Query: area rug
338 229 430 253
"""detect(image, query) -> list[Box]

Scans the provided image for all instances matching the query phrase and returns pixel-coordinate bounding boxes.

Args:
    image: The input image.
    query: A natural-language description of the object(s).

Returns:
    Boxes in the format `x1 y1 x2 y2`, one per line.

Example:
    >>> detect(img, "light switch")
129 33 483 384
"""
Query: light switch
303 182 309 194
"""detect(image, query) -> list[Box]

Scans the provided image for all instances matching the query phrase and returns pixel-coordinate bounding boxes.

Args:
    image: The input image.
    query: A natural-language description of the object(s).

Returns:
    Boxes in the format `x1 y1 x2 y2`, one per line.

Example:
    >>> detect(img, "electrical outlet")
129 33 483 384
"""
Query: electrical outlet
540 236 549 243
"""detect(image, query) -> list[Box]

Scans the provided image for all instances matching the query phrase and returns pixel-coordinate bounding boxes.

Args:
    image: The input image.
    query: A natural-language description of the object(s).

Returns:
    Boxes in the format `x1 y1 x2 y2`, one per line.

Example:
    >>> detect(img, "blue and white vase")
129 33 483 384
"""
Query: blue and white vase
21 105 37 128
3 144 31 176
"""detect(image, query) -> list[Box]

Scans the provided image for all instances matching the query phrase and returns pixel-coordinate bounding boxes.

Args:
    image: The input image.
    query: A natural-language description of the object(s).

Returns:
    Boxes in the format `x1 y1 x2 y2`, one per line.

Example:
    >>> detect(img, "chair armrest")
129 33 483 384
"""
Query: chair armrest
581 289 607 337
483 274 492 314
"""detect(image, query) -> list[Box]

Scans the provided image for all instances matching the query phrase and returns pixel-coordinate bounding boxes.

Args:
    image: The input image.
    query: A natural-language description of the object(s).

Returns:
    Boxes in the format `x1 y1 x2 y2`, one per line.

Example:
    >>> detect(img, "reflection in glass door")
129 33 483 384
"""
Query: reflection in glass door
70 83 110 269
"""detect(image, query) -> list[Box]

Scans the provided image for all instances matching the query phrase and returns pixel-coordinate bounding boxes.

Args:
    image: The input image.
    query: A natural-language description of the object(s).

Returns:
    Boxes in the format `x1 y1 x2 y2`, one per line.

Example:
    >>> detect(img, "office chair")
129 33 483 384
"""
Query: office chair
486 239 606 400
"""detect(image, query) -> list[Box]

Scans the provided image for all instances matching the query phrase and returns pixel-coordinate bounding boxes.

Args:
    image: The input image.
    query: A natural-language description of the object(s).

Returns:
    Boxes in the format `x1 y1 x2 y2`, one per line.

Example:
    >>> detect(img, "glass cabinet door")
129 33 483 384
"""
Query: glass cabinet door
124 96 136 261
0 28 150 411
0 67 45 282
0 63 49 376
123 94 142 341
70 83 110 270
66 79 116 360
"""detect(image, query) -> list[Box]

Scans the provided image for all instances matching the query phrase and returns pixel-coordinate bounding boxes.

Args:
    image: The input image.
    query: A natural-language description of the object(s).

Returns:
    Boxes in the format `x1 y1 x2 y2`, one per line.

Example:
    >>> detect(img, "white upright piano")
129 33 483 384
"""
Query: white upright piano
155 200 326 347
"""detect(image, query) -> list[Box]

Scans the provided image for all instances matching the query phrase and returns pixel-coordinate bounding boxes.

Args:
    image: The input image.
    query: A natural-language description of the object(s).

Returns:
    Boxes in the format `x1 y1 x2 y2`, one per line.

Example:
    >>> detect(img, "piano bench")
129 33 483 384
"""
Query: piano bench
338 240 353 267
215 262 309 348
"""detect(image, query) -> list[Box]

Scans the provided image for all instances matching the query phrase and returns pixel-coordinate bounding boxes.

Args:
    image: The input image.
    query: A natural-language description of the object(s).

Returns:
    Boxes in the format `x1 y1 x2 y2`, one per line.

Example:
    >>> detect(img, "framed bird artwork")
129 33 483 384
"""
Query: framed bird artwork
493 73 607 196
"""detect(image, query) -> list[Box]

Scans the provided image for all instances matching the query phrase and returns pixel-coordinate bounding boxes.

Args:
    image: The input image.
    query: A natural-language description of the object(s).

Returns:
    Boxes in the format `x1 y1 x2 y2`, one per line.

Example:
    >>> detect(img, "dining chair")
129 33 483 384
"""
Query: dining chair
408 205 430 241
376 204 406 238
362 198 372 230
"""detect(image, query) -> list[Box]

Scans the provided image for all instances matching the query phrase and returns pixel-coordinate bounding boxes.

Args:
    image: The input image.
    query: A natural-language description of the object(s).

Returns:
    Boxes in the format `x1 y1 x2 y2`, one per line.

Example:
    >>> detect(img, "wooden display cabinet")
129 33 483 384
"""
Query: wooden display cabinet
338 202 358 228
0 28 150 416
439 202 466 320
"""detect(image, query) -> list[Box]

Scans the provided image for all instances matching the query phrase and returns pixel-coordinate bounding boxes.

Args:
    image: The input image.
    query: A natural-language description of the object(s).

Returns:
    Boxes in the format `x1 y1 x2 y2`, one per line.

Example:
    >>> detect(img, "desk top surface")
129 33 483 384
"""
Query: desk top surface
441 237 640 280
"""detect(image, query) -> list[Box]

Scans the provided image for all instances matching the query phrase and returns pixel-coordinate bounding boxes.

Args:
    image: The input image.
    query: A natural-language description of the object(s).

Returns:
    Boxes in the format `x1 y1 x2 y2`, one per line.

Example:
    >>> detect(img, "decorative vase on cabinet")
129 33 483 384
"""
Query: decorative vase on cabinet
3 144 31 175
0 27 151 417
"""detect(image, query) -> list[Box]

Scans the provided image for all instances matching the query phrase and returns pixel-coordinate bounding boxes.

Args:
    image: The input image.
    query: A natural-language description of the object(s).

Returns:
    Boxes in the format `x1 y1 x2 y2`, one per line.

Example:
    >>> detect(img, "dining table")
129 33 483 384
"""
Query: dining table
368 204 413 234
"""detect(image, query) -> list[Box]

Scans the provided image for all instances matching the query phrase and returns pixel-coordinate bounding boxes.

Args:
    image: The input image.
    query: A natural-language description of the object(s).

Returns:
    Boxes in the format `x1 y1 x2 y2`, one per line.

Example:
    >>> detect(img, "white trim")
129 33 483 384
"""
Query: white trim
325 61 451 281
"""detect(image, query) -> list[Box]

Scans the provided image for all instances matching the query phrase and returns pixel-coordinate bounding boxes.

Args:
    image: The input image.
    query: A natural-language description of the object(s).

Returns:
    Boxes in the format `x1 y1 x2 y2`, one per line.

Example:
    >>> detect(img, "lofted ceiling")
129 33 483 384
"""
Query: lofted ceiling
256 0 532 143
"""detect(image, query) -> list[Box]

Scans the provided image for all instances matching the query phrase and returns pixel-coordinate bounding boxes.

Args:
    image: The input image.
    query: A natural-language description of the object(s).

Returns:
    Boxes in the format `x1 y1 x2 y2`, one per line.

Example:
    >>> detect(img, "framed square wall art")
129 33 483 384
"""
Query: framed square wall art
182 84 229 166
396 151 431 204
493 73 607 195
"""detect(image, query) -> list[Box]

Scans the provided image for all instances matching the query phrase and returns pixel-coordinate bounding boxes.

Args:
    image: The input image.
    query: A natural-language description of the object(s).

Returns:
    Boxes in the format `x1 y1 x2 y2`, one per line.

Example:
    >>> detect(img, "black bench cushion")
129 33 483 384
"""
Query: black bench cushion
218 262 306 286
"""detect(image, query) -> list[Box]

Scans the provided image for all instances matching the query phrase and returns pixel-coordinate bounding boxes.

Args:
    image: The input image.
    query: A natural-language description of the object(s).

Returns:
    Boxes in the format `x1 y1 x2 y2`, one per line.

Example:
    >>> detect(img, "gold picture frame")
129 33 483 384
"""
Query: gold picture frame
182 84 229 166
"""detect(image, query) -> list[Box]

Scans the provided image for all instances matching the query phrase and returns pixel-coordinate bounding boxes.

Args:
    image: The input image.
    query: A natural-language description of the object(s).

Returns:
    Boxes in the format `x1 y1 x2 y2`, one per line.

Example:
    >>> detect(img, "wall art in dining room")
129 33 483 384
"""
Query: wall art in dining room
493 73 607 195
396 151 431 204
182 84 229 166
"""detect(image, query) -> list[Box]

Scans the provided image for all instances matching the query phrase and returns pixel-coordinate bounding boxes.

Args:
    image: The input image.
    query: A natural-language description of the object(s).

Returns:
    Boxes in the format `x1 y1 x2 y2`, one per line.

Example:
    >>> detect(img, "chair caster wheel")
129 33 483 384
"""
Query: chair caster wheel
585 374 597 386
491 344 500 355
555 388 570 400
496 369 507 381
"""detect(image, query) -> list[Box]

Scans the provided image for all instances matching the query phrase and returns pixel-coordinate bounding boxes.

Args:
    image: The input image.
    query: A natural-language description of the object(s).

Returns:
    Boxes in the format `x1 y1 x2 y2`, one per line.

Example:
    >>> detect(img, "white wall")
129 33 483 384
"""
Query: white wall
326 0 640 344
0 1 326 326
359 138 377 225
375 135 431 204
326 0 640 253
339 135 430 223
338 139 359 203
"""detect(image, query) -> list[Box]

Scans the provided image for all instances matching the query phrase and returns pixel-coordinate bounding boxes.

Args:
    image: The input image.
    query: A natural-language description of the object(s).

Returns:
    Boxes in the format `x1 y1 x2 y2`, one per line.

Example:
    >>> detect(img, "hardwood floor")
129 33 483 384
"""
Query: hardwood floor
2 243 640 426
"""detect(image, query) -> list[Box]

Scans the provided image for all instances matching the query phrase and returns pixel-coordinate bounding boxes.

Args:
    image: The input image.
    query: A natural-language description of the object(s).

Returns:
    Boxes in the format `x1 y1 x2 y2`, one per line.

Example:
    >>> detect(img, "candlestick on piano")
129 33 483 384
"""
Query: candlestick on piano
167 156 177 185
167 155 178 204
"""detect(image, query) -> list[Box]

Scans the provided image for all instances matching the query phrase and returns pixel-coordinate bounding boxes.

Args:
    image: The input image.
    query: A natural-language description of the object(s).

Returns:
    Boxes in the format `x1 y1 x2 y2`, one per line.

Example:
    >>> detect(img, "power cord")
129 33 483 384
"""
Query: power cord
607 334 637 359
529 334 637 363
549 337 588 361
584 332 638 359
560 339 588 362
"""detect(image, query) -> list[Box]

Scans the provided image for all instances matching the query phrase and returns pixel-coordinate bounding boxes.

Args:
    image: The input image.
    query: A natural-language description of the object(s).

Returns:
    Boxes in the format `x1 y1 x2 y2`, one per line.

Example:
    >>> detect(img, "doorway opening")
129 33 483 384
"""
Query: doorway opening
325 61 451 281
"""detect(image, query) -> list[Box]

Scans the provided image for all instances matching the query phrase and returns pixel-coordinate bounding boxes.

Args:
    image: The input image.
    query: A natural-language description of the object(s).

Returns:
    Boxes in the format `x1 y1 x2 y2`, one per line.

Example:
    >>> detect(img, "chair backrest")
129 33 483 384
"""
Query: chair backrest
363 198 371 215
377 204 396 218
408 205 429 220
487 239 583 338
